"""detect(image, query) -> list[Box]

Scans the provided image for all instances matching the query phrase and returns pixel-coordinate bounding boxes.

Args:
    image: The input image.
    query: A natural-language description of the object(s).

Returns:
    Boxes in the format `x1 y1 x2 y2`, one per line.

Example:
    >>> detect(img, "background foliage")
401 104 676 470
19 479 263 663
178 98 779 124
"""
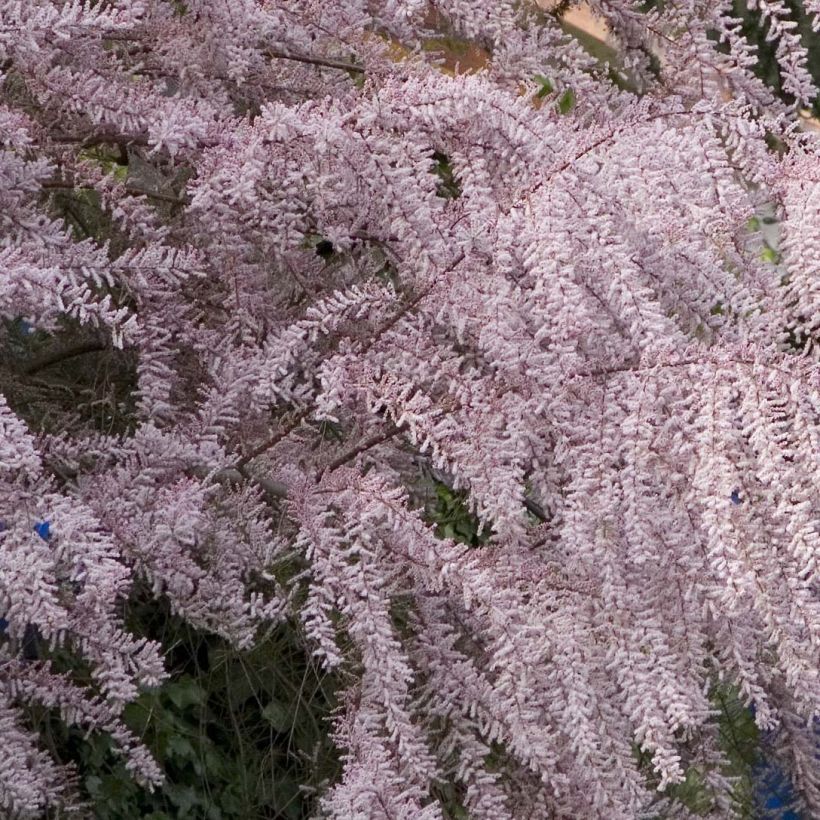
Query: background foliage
25 589 339 820
1 0 819 817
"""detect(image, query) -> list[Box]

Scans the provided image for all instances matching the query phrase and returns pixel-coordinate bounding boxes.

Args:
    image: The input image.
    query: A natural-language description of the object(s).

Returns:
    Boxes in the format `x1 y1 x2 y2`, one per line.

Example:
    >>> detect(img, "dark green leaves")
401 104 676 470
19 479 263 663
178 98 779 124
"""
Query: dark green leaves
51 590 340 820
431 151 461 200
426 481 488 546
534 74 554 98
558 88 576 115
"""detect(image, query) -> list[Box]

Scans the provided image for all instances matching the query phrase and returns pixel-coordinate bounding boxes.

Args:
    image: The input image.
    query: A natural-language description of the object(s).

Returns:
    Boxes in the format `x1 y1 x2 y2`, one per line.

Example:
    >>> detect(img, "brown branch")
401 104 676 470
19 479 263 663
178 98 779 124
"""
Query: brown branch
50 132 219 151
571 355 806 382
324 428 398 474
189 465 289 501
123 187 186 205
97 32 366 74
21 339 109 376
235 408 311 470
235 252 466 469
51 133 150 149
524 497 547 523
42 179 187 205
267 48 365 74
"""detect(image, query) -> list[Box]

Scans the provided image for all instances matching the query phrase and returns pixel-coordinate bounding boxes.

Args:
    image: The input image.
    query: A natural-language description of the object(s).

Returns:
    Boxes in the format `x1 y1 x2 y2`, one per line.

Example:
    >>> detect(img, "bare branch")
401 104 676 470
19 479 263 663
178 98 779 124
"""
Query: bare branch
267 48 365 74
21 339 110 376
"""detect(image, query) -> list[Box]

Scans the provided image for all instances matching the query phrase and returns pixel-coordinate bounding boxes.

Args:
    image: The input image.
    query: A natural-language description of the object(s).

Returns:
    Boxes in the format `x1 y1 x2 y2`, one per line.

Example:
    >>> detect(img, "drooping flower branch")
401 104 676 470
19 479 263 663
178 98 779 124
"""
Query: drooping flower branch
0 1 819 817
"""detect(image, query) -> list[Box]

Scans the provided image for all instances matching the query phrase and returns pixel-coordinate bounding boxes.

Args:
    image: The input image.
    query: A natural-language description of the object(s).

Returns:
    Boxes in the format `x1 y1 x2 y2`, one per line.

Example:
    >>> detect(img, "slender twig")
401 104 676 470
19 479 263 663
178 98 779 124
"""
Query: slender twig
572 355 808 382
350 230 399 244
235 408 310 470
189 465 288 501
123 187 186 205
43 179 187 205
98 29 365 74
21 339 109 376
235 252 466 470
98 32 366 74
51 133 150 149
324 428 398 474
267 49 364 74
524 497 547 523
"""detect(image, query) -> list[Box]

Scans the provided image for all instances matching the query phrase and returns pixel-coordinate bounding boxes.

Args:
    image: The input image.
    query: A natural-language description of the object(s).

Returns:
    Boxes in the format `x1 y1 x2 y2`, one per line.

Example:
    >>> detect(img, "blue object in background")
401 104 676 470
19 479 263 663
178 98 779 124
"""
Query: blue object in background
730 489 742 505
754 757 802 818
0 524 6 634
21 623 39 661
750 705 806 819
33 520 51 540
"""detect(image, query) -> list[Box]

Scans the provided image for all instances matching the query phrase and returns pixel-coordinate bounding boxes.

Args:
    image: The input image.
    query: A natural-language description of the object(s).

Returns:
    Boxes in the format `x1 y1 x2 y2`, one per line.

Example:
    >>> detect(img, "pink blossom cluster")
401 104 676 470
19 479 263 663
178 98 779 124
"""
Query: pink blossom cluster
0 1 819 816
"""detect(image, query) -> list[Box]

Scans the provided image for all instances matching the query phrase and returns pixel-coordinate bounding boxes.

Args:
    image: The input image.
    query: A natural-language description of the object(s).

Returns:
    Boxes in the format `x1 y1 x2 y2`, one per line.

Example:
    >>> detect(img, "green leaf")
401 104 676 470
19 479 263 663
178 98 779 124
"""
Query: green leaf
206 805 224 820
534 74 554 98
431 151 461 200
165 782 200 814
166 734 197 762
219 785 244 814
85 775 103 799
668 767 713 814
760 245 780 264
558 88 575 114
164 677 206 711
262 699 292 733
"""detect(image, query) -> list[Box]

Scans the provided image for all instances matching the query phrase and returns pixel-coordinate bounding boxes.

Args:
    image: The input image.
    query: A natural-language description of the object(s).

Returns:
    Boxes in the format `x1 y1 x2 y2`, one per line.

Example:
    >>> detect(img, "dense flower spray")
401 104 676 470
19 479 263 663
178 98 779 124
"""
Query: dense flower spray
0 1 819 816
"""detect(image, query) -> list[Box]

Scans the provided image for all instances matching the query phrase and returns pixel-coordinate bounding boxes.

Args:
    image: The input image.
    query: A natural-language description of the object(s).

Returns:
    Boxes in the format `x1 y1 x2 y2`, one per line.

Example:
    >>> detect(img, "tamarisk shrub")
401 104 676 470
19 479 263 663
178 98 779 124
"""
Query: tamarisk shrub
1 0 819 817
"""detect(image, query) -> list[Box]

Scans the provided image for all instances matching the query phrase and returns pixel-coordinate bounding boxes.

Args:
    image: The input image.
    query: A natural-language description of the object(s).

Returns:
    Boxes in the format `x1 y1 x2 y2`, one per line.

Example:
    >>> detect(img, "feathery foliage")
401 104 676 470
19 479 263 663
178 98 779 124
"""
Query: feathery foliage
1 1 820 817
